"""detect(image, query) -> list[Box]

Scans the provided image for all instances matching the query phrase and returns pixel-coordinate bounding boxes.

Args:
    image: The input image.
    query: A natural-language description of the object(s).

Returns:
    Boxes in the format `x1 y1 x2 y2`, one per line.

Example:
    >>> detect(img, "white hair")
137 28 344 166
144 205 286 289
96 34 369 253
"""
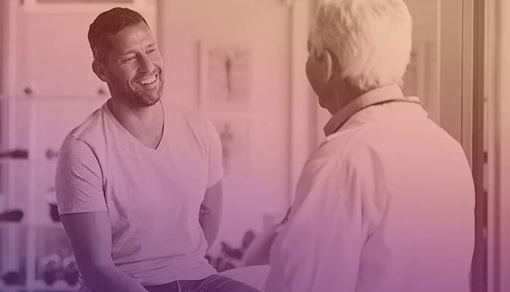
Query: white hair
309 0 413 90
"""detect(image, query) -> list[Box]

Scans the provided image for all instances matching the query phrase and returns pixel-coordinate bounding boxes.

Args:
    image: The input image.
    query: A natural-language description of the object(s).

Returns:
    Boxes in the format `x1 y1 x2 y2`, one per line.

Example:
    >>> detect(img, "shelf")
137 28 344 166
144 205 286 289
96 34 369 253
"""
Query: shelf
32 279 78 291
0 280 78 292
0 2 159 291
0 159 51 165
0 283 27 292
0 222 63 229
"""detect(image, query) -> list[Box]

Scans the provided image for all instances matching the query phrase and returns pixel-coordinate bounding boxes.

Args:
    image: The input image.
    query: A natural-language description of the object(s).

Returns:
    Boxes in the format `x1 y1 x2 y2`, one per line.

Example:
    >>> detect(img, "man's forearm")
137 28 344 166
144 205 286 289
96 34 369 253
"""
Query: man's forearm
200 182 223 248
199 203 221 247
80 263 148 292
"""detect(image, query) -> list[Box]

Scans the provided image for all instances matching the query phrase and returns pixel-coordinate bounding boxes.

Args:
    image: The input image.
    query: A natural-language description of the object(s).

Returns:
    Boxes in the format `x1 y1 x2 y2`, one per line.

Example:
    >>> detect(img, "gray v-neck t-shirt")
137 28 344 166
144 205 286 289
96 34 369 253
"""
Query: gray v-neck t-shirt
55 99 223 287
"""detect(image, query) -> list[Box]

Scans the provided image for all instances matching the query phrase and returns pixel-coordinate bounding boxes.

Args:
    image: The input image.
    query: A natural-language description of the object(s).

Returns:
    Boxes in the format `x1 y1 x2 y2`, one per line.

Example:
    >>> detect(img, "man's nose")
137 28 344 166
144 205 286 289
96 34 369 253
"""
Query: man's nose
139 54 155 73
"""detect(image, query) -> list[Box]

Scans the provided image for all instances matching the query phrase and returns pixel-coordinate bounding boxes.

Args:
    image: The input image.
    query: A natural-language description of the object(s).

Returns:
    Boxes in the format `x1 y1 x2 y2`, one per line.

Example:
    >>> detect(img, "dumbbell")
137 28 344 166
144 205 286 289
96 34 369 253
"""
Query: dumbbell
2 271 20 285
39 254 62 285
62 255 80 286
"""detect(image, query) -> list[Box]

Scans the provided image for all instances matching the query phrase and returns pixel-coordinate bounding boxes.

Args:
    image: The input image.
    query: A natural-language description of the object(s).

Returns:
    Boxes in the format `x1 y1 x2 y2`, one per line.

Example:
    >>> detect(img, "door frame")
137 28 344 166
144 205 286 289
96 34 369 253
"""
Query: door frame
486 0 510 291
440 0 487 291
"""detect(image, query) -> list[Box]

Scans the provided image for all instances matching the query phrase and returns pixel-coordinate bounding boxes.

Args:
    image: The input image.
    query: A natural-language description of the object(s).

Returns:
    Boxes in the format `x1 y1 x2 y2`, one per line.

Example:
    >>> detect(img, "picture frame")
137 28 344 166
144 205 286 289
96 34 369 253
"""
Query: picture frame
198 41 253 112
208 115 250 179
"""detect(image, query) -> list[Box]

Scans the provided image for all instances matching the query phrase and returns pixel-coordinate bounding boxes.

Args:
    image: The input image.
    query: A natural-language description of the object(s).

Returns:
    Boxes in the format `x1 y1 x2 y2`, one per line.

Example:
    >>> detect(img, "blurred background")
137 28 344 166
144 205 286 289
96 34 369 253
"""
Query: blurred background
0 0 508 292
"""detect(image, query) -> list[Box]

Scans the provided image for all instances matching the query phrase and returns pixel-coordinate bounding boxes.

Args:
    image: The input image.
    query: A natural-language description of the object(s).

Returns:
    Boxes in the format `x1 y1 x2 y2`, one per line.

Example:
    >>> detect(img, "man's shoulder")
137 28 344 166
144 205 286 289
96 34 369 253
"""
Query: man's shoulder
60 103 109 152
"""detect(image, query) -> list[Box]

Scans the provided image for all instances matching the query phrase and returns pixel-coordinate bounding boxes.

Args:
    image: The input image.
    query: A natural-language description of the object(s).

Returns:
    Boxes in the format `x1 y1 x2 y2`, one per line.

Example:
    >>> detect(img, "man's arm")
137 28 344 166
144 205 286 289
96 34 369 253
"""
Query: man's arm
201 117 226 249
240 223 282 266
263 158 371 292
241 207 290 266
200 180 223 248
61 212 148 292
55 137 147 292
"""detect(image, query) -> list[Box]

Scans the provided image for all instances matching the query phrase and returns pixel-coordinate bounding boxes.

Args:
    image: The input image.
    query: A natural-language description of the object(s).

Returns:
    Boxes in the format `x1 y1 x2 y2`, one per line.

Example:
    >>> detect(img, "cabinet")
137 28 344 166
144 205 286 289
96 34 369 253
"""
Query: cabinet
16 0 157 98
0 1 157 291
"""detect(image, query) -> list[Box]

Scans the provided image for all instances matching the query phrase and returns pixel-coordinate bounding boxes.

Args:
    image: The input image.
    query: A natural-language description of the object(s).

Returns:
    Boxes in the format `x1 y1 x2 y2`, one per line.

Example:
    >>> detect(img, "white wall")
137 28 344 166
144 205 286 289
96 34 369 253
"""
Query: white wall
158 0 296 247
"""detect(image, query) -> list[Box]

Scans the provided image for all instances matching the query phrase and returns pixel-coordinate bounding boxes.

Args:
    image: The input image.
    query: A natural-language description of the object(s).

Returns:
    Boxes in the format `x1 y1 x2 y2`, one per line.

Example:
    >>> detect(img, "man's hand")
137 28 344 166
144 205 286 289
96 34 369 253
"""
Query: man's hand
199 203 212 222
200 181 223 249
61 212 148 292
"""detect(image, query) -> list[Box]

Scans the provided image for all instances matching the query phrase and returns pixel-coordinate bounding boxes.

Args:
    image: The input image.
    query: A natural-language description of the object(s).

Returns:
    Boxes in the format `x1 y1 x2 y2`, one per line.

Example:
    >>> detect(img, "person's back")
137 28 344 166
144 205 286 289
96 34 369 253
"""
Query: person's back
264 93 475 292
263 1 474 289
333 101 474 292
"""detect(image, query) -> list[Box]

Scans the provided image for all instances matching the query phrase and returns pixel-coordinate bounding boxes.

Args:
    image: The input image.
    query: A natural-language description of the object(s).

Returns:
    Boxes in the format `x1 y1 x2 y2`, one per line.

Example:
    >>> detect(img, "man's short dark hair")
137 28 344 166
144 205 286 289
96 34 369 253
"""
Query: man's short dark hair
88 7 149 63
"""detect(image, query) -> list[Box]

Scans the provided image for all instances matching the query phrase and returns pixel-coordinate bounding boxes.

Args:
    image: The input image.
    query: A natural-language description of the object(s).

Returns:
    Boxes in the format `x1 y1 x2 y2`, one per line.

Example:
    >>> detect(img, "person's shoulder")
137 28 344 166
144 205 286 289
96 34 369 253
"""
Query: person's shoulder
303 129 388 185
61 103 109 152
309 130 364 166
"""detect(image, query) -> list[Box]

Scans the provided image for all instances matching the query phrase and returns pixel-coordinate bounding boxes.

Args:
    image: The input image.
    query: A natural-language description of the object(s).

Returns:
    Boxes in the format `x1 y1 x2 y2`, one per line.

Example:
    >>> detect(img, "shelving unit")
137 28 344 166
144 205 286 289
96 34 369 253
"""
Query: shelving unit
0 98 98 292
0 1 158 291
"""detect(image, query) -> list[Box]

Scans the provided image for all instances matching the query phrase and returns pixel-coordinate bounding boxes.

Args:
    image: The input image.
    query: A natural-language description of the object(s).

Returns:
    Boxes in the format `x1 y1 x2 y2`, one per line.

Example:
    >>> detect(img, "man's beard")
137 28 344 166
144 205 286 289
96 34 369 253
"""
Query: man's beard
109 70 164 108
129 77 163 107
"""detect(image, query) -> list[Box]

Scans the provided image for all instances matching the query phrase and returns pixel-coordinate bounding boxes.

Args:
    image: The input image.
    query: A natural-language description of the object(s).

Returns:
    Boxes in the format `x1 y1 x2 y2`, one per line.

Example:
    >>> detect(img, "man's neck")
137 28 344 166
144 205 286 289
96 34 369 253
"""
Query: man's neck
325 86 369 116
108 97 164 148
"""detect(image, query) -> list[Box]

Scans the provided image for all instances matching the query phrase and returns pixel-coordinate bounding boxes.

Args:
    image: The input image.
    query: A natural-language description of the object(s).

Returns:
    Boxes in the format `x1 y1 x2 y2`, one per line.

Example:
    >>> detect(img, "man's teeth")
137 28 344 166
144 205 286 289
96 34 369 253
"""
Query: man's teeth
137 75 157 85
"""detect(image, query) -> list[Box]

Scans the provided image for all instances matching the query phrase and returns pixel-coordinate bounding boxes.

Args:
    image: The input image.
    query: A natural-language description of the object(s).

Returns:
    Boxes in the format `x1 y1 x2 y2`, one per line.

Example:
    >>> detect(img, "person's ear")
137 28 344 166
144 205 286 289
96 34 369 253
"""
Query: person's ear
92 60 108 82
322 50 334 83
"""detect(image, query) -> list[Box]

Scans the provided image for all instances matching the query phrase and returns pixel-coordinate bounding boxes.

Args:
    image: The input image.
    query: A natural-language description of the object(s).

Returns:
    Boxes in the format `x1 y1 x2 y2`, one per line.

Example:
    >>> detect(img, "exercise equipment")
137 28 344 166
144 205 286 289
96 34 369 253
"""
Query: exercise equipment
2 271 20 286
0 209 23 222
39 254 62 285
62 255 80 286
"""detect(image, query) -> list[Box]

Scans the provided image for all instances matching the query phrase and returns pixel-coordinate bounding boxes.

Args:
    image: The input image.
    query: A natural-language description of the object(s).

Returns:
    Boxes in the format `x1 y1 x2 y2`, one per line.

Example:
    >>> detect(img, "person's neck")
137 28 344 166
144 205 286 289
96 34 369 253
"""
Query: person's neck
108 97 164 148
325 85 368 116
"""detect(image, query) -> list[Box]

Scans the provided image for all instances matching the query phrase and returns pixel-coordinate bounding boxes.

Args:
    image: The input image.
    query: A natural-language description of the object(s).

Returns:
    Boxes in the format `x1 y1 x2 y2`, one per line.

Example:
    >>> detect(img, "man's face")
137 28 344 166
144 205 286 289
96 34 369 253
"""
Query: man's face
305 39 328 109
306 55 324 108
305 38 347 113
100 22 164 107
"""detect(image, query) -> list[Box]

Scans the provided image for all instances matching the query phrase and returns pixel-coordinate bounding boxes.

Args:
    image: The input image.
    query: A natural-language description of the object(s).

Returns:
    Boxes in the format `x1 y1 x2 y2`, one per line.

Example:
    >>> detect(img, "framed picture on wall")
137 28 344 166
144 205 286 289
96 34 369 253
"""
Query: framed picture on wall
208 115 250 179
198 41 253 112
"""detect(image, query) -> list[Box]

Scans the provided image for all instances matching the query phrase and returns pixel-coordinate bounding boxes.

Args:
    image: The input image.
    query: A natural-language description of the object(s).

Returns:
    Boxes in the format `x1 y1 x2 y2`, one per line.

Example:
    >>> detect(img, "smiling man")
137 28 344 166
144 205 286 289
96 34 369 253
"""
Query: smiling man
54 7 259 292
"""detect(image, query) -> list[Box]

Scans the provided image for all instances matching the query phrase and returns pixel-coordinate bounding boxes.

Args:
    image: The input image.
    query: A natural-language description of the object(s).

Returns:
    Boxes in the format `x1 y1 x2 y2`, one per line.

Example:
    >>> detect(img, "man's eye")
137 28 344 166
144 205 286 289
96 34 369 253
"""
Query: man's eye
123 57 135 63
147 49 157 54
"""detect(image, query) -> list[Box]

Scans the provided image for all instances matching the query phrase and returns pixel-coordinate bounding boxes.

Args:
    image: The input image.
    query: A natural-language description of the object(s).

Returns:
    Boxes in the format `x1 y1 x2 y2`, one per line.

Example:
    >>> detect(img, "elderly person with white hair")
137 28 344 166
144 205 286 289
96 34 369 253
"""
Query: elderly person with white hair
261 0 476 291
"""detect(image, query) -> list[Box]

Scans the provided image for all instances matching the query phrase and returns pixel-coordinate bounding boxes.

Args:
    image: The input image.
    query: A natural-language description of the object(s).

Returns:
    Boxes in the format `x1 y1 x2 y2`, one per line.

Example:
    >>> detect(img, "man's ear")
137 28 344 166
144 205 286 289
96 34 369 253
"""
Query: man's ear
321 50 334 83
92 60 108 82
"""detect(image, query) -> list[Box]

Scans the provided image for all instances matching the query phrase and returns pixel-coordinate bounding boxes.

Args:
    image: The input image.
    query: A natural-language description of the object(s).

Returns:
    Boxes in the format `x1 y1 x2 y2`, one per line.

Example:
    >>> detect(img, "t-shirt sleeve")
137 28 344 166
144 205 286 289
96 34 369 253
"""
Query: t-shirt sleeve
55 135 107 215
204 118 224 188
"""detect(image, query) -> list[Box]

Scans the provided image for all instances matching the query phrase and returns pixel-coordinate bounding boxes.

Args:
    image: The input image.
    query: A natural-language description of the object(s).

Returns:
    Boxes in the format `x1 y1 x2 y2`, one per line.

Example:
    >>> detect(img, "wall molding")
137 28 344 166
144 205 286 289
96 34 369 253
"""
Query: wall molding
488 1 510 291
